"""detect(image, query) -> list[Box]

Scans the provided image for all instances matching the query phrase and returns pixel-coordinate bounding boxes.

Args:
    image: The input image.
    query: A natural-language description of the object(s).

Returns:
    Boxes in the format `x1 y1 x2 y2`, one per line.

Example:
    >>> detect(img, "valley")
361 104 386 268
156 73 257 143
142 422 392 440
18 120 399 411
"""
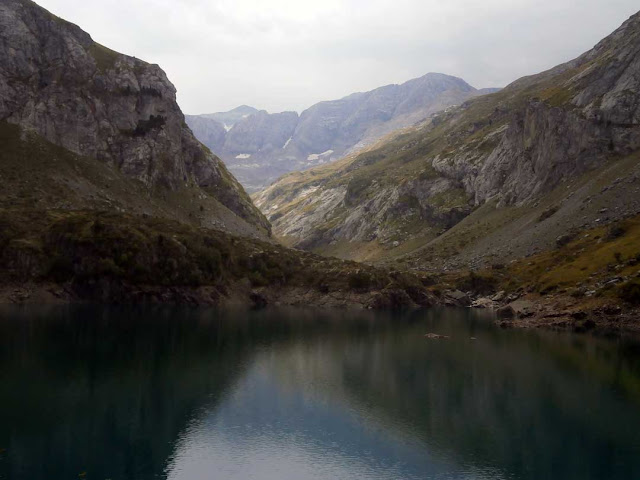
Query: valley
0 0 639 332
2 2 640 479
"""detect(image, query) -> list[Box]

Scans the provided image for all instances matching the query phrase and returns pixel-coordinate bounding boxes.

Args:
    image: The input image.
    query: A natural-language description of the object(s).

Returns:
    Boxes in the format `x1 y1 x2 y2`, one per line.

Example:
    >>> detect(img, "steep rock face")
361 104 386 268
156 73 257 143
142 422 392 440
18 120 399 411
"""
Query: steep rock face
0 0 269 234
187 73 490 192
464 14 640 206
224 111 299 155
257 11 640 262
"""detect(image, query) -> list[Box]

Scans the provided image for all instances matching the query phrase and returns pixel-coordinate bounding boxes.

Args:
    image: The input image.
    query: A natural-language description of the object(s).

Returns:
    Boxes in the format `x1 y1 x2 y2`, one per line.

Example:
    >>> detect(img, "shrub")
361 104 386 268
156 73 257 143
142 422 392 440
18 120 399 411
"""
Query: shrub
419 275 439 286
48 256 74 282
348 270 374 290
556 232 577 248
455 271 497 295
616 280 640 305
606 224 627 241
537 206 559 222
539 284 558 295
140 87 162 98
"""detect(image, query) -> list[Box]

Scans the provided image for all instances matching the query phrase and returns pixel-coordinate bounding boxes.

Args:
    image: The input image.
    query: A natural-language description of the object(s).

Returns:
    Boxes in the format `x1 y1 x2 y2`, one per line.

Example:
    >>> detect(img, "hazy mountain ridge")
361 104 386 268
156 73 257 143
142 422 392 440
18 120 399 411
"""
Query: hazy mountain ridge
187 73 493 192
255 10 640 271
201 105 260 130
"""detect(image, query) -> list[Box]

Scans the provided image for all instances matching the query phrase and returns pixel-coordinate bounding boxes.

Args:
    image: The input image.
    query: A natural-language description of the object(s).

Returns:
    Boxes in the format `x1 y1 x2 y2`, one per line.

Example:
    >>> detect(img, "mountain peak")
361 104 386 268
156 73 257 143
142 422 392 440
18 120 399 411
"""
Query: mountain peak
226 105 260 115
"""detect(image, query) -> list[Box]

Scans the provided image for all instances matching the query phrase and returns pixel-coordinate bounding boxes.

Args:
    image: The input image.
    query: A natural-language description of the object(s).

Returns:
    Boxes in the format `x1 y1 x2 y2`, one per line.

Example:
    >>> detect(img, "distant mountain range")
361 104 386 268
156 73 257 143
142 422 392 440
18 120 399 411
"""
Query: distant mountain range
186 76 500 192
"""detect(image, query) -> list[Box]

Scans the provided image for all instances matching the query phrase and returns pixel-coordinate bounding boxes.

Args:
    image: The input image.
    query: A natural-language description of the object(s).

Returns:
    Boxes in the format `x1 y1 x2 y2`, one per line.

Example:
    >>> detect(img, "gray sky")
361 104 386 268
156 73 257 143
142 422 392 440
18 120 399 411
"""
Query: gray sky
36 0 639 115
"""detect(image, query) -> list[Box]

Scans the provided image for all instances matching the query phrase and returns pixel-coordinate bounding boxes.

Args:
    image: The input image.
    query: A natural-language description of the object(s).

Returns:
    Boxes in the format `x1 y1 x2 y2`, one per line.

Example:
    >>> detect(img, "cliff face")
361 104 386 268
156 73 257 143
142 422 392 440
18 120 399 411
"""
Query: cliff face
187 73 489 192
0 0 270 235
465 12 640 205
256 11 640 265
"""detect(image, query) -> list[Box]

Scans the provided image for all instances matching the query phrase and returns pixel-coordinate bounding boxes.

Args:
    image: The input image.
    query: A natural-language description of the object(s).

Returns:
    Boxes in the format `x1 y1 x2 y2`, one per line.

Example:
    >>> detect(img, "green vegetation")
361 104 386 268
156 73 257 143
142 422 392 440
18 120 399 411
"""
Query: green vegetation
0 208 431 304
88 43 119 73
505 216 640 295
617 280 640 304
453 271 498 296
428 215 640 302
427 188 469 211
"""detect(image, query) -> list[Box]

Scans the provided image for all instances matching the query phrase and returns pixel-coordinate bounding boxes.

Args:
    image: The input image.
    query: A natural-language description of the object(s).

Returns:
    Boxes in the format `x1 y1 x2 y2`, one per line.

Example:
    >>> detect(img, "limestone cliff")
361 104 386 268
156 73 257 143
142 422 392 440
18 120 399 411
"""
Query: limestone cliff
0 0 270 236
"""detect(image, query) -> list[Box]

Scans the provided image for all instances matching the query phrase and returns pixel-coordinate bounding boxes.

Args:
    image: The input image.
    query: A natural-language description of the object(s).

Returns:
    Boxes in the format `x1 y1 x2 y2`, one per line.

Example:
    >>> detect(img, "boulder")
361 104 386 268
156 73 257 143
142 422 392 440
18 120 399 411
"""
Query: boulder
496 305 516 319
471 297 497 309
443 290 471 307
491 291 506 302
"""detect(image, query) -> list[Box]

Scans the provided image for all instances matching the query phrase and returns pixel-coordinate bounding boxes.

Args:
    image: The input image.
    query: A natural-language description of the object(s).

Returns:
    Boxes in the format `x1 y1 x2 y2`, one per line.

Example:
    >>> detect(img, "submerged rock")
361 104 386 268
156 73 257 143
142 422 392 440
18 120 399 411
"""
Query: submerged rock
424 333 450 339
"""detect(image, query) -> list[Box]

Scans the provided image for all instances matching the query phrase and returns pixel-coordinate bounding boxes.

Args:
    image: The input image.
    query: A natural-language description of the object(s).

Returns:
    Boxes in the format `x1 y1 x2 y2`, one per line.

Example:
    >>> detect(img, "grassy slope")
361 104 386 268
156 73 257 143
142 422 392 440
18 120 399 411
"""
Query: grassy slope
0 121 267 239
429 213 640 312
506 217 640 298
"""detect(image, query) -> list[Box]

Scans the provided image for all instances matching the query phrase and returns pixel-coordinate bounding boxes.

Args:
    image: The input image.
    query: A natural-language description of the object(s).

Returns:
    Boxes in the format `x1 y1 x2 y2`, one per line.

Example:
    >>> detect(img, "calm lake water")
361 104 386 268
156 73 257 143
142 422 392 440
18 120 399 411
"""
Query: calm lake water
1 306 640 480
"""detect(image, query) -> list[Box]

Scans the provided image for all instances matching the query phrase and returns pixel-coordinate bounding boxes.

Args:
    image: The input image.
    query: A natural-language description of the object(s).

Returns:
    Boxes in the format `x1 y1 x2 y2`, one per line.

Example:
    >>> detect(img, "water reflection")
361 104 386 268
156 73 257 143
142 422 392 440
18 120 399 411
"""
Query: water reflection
0 306 639 480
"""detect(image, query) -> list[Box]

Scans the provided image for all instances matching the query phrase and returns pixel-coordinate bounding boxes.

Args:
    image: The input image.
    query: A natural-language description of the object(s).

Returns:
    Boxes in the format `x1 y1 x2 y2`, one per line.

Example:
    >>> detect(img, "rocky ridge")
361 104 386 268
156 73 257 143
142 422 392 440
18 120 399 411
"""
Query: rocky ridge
187 75 496 192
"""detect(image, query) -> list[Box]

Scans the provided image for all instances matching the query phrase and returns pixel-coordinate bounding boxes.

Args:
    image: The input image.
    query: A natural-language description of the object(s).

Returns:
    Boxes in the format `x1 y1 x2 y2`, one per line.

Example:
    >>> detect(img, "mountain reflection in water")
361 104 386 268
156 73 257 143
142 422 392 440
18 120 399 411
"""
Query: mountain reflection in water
0 306 639 480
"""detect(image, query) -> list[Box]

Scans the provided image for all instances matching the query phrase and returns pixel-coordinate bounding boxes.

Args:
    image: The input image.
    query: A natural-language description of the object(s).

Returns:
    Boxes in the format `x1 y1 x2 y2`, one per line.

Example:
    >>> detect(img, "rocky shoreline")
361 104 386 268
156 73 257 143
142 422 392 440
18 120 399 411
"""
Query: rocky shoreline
441 288 640 334
0 280 436 311
3 280 639 336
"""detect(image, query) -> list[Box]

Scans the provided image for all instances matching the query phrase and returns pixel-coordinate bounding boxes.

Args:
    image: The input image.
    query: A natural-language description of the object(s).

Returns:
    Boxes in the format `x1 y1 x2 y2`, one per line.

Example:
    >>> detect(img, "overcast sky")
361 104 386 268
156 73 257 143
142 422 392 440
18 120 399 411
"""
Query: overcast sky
36 0 639 114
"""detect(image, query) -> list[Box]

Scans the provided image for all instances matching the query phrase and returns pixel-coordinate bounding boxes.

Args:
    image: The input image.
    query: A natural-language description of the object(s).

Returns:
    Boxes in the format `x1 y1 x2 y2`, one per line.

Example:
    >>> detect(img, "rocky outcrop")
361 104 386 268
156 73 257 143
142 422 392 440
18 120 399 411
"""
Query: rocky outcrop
0 0 269 235
187 74 494 192
257 10 640 263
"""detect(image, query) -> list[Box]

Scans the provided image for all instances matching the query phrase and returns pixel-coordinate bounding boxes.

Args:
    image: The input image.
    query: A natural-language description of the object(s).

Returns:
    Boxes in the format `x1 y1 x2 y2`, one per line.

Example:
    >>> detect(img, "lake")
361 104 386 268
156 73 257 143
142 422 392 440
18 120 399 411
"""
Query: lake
0 306 639 480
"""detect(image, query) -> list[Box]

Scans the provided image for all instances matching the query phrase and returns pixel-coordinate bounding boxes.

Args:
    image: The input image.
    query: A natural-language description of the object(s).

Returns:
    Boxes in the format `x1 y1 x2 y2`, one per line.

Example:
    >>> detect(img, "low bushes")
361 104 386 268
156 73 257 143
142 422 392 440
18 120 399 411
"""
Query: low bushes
616 280 640 305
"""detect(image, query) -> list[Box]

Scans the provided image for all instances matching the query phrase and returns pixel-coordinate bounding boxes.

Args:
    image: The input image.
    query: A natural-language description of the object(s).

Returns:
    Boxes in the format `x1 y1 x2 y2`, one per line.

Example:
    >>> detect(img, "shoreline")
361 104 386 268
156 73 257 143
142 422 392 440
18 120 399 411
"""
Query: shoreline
2 282 639 336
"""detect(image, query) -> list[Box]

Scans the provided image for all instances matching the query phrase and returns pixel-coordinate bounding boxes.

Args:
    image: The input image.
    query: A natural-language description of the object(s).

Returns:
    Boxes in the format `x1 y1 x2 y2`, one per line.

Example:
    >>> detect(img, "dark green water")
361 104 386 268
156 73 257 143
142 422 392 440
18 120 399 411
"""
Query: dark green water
1 307 640 480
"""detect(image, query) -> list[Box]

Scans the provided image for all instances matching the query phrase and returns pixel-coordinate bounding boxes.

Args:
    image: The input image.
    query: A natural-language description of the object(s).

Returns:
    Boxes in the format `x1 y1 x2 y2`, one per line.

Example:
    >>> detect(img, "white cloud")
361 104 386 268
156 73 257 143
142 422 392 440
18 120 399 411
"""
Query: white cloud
35 0 639 114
